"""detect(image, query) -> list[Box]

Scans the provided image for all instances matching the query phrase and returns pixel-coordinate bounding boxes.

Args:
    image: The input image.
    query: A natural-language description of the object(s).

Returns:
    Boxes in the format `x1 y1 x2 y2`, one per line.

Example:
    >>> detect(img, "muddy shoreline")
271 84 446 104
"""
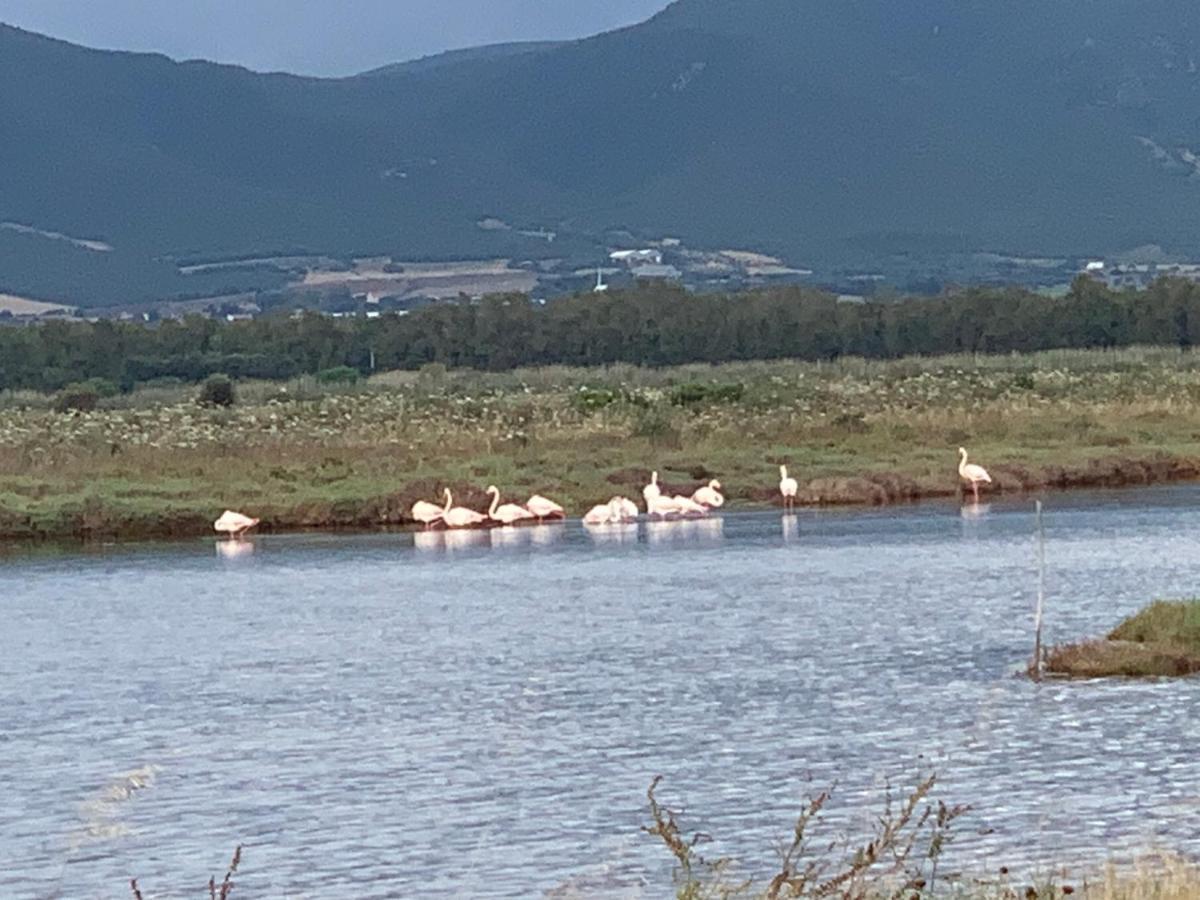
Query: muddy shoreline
2 453 1197 544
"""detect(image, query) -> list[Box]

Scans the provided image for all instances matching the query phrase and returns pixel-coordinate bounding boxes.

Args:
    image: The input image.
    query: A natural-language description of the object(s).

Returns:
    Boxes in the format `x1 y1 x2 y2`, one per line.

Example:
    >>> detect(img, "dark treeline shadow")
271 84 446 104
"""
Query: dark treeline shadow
3 276 1198 392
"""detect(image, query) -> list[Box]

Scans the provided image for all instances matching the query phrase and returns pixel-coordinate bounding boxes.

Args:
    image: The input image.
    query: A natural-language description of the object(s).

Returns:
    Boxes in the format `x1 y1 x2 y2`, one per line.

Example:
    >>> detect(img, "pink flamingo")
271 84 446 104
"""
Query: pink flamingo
410 497 445 529
692 479 724 509
779 465 798 511
582 502 614 526
642 471 661 507
214 510 259 537
487 486 534 526
525 494 565 522
614 497 640 522
647 493 682 519
441 488 488 529
958 447 993 502
672 494 709 517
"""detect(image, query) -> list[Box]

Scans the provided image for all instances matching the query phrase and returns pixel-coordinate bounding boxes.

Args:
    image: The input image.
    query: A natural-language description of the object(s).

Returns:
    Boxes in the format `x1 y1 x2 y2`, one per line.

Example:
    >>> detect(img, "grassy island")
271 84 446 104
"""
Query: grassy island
1045 601 1200 679
4 347 1200 541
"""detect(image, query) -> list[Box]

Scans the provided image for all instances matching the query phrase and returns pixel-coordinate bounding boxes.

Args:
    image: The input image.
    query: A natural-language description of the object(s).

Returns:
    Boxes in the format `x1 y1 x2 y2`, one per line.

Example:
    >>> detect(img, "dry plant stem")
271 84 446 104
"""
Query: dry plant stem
646 773 968 900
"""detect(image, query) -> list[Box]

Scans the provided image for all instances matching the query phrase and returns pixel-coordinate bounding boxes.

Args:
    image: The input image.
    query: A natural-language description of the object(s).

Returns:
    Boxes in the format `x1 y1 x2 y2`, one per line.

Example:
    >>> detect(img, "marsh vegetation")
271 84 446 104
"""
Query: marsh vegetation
4 347 1200 538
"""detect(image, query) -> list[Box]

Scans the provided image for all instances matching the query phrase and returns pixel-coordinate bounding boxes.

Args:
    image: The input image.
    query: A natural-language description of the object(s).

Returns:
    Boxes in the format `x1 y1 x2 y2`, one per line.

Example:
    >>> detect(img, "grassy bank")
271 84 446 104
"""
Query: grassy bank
1045 600 1200 678
5 347 1200 540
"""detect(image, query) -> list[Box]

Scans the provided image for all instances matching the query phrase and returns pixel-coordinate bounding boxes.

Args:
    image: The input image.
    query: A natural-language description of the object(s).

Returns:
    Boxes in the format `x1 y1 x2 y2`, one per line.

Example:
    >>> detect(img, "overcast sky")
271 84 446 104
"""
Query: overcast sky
0 0 671 76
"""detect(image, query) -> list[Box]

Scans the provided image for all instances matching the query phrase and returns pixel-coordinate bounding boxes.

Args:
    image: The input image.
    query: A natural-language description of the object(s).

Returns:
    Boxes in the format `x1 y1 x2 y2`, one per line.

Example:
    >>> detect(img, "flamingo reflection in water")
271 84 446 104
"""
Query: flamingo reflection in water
583 521 639 545
529 523 565 548
214 539 256 560
782 514 799 544
960 501 992 522
646 516 724 546
490 526 530 549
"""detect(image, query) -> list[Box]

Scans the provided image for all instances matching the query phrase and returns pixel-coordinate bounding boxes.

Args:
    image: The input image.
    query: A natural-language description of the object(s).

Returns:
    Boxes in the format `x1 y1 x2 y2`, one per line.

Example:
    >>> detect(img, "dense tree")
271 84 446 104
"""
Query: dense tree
1 279 1197 393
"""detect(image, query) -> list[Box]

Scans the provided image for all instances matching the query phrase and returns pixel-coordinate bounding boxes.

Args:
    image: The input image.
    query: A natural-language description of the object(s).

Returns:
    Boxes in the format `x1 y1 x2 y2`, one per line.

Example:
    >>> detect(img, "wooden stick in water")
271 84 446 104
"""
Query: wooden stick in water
1032 500 1046 681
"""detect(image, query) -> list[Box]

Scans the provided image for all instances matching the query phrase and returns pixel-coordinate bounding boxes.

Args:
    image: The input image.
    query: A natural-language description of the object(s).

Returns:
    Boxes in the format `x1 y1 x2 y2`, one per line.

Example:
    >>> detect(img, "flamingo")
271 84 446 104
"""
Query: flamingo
583 502 615 526
410 497 445 529
692 479 724 509
642 471 661 507
958 447 993 502
673 494 709 517
647 493 682 519
526 494 565 522
487 486 534 526
614 496 640 522
779 465 799 511
214 510 259 537
441 489 488 529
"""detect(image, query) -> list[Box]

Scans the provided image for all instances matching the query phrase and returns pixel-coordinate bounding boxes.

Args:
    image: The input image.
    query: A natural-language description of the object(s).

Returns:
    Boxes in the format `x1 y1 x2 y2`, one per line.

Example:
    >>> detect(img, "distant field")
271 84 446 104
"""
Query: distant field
0 293 75 316
3 347 1200 540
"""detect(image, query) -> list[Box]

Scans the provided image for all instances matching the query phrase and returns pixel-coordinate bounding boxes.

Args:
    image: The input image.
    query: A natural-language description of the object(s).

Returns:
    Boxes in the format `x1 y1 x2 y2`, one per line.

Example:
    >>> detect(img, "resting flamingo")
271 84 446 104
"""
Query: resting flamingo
487 486 534 526
441 488 488 529
214 510 259 537
958 447 993 502
779 466 799 510
692 479 724 509
411 497 445 529
647 493 682 519
583 502 615 526
526 494 565 522
642 471 661 507
614 497 640 522
673 494 709 517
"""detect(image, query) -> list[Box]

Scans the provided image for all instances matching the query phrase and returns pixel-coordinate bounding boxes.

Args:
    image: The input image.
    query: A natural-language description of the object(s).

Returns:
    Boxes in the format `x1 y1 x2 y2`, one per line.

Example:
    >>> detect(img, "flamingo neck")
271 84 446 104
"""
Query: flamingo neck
488 488 499 517
780 466 788 478
443 490 453 514
958 450 969 477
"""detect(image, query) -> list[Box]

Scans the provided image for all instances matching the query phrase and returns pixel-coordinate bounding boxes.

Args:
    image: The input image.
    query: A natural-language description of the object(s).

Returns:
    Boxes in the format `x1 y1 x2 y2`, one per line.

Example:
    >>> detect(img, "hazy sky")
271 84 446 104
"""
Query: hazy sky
0 0 671 76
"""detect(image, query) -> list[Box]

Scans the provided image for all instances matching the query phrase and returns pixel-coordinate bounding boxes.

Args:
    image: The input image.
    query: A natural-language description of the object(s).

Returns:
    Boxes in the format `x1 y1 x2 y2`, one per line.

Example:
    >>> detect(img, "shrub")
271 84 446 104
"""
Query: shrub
669 382 746 406
55 383 101 413
570 386 620 415
632 406 681 447
197 374 236 407
315 365 361 385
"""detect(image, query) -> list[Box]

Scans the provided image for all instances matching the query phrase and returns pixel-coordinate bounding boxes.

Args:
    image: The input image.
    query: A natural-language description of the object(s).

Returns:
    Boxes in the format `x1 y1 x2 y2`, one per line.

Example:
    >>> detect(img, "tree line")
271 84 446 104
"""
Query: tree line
1 277 1198 393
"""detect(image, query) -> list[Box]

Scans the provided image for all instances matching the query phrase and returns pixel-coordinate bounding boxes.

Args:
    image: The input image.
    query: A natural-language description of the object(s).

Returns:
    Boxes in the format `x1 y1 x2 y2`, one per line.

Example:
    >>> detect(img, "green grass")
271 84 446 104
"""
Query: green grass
1045 601 1200 678
5 347 1200 539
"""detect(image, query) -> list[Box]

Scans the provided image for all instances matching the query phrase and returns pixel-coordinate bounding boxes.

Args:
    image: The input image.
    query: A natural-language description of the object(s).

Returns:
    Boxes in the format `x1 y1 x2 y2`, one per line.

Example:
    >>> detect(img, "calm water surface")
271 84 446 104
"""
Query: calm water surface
4 488 1200 898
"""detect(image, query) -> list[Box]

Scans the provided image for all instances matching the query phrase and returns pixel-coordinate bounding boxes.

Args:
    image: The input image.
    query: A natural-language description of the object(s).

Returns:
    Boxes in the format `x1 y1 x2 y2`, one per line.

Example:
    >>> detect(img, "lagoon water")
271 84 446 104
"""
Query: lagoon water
5 488 1200 897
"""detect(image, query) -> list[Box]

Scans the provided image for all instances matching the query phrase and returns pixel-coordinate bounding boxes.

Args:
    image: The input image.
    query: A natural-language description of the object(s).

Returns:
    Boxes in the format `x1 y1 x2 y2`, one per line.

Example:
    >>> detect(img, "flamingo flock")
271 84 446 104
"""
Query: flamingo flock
213 448 996 536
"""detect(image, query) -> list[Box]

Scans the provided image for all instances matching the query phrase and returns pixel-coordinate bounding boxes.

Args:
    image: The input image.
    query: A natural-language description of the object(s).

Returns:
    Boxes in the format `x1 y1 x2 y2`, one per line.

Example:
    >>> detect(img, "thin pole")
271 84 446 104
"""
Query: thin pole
1032 500 1046 681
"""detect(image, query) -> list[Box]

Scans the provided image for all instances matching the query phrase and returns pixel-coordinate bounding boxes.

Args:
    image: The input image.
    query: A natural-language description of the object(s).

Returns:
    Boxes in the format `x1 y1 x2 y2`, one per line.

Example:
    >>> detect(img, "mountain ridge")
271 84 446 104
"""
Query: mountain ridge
5 2 1200 305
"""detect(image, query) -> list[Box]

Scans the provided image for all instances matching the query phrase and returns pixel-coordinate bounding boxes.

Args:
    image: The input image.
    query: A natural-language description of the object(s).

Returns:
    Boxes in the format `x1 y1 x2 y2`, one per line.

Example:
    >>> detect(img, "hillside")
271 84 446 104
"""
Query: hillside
5 0 1200 305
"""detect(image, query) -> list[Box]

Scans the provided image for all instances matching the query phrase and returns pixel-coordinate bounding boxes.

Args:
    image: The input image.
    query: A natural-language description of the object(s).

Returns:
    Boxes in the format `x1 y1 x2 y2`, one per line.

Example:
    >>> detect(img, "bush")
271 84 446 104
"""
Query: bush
570 386 620 415
315 366 361 385
632 406 681 446
80 377 120 398
669 382 746 406
197 374 236 407
55 383 101 413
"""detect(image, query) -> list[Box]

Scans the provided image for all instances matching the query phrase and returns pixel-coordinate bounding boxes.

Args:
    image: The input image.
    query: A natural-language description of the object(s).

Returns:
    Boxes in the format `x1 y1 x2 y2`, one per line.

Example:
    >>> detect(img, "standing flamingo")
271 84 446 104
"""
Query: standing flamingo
692 479 724 509
526 494 565 522
958 447 993 502
410 496 445 529
779 466 799 510
441 489 488 529
642 471 661 507
487 486 534 526
214 510 259 537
